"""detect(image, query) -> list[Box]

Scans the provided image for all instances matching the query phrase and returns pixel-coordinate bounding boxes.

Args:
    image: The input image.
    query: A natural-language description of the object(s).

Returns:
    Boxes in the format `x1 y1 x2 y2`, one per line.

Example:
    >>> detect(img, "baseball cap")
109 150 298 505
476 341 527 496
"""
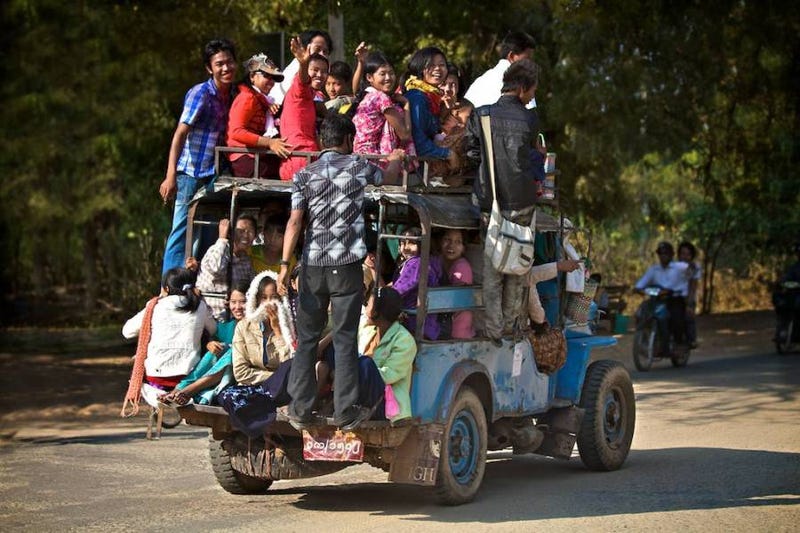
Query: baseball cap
245 53 284 81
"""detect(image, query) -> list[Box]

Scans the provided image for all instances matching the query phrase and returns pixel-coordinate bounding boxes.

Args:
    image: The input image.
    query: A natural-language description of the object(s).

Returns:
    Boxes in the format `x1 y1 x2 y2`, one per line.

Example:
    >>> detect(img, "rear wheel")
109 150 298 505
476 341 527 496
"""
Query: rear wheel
208 433 272 494
435 387 488 505
633 326 656 371
577 360 636 471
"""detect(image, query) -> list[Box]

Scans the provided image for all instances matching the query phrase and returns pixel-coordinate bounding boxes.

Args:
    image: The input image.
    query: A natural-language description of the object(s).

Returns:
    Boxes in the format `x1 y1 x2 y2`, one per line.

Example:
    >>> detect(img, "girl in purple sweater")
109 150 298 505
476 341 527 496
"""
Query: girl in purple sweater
390 227 442 340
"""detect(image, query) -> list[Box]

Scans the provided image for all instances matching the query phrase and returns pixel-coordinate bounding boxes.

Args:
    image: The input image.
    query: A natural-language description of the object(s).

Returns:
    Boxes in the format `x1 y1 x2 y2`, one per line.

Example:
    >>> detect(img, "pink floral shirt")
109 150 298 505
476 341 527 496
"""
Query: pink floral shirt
353 88 416 168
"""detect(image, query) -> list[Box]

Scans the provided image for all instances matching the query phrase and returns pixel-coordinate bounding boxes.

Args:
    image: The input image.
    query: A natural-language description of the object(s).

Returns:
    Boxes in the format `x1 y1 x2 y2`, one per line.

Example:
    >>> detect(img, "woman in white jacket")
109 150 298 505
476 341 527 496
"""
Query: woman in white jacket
121 267 217 412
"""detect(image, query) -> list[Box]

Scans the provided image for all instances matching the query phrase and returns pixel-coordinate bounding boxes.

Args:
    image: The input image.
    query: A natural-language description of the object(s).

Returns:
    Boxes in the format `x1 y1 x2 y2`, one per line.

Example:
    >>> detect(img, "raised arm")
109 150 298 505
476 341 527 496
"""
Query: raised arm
290 35 311 85
352 42 369 95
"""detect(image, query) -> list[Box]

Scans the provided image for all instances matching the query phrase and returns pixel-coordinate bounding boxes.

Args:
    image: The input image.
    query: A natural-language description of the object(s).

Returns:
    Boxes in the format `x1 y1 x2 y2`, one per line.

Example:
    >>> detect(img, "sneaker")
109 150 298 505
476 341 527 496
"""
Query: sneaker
337 405 373 431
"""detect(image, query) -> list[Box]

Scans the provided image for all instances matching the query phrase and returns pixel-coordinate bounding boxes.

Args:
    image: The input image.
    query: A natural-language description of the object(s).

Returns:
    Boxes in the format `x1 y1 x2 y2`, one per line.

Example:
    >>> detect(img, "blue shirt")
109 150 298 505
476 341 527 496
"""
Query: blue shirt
406 89 449 159
291 150 383 267
177 78 230 178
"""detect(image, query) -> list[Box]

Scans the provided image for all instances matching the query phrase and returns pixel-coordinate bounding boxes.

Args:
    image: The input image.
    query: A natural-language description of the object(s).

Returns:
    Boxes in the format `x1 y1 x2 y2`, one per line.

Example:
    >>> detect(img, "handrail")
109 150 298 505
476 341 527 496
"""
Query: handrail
214 146 474 192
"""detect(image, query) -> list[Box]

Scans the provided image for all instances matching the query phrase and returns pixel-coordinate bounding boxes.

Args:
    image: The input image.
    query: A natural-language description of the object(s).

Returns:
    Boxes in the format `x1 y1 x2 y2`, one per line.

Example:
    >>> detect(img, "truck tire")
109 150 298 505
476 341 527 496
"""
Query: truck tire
633 326 656 371
577 360 635 471
208 434 272 494
435 387 487 505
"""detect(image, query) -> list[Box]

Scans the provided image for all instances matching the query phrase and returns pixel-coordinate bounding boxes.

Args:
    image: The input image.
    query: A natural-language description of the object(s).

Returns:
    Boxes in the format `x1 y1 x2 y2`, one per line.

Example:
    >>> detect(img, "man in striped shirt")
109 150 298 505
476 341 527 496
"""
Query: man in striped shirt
278 114 404 430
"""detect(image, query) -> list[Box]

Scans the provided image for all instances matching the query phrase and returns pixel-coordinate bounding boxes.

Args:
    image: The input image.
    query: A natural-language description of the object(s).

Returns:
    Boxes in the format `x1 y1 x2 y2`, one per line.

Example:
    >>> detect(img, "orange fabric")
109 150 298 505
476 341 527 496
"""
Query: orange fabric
120 297 159 417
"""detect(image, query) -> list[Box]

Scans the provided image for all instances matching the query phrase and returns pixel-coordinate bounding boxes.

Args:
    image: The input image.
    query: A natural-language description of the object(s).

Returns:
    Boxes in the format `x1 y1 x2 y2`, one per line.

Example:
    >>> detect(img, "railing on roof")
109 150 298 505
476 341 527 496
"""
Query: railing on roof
214 146 475 194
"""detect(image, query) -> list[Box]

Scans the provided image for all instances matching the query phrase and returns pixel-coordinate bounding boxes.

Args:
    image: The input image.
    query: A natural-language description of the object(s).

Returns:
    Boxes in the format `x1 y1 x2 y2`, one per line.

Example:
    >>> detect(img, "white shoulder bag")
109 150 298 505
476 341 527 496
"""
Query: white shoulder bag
481 114 537 276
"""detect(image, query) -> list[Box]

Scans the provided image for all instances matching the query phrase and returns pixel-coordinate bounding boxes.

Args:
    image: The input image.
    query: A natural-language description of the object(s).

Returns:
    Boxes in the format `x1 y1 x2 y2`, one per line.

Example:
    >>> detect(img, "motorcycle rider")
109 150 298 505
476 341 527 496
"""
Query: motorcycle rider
773 240 800 344
634 241 689 346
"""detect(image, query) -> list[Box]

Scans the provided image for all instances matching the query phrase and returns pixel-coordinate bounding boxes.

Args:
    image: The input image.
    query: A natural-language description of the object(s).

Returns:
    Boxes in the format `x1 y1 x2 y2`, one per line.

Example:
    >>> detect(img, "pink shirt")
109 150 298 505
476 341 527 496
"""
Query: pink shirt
353 88 416 169
279 75 319 181
448 257 475 339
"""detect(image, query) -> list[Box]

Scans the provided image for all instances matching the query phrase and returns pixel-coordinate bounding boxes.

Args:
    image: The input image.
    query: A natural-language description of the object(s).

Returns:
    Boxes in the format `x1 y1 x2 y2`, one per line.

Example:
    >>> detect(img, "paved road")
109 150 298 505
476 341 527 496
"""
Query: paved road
1 314 799 531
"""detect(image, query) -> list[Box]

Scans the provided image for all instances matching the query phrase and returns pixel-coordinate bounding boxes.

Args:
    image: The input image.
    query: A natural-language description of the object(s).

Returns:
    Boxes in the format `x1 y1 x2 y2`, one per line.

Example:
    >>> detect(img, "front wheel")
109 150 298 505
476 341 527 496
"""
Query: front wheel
671 344 691 367
633 325 656 371
435 387 488 505
577 360 636 471
208 433 273 494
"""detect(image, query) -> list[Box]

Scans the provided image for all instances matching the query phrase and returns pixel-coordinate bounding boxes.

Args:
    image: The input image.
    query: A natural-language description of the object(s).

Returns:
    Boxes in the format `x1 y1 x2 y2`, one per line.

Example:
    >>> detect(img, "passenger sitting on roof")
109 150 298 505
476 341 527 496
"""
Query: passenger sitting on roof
389 227 443 340
194 215 257 321
159 281 248 406
226 53 293 178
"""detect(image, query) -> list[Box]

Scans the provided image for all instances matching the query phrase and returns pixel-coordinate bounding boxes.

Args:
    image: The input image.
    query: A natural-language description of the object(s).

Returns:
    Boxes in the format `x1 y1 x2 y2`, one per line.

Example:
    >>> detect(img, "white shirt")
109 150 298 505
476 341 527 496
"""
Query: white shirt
122 296 217 377
268 58 300 106
635 261 690 295
464 59 537 109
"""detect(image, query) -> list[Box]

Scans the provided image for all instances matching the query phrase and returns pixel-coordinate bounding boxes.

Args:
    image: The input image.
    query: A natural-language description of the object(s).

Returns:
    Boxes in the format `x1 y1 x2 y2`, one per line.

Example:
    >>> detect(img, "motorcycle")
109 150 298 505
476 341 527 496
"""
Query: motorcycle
632 286 691 371
773 280 800 354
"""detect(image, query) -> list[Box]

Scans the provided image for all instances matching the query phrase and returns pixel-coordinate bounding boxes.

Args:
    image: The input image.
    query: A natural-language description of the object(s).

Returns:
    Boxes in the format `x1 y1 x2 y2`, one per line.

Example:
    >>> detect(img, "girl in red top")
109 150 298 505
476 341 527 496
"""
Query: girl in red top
226 54 293 178
278 36 329 181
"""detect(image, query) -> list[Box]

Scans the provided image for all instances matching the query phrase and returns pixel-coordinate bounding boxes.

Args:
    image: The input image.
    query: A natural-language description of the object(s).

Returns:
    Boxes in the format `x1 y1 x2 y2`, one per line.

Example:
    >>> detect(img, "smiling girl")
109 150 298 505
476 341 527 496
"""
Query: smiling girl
352 48 415 167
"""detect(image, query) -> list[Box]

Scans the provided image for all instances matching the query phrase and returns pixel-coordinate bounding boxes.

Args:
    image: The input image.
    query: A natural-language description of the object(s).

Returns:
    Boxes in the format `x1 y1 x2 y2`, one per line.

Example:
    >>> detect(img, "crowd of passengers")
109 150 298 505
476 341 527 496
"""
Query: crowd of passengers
125 30 565 434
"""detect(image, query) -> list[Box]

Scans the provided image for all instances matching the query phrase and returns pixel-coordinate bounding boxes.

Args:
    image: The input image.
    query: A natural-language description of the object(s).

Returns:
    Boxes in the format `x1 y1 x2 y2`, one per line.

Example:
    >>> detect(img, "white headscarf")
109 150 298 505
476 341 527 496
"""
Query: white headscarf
245 270 297 354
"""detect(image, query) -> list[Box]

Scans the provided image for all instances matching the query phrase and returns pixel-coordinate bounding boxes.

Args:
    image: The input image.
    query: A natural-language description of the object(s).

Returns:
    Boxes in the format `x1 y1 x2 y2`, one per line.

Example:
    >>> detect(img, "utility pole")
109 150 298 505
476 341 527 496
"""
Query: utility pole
328 0 345 62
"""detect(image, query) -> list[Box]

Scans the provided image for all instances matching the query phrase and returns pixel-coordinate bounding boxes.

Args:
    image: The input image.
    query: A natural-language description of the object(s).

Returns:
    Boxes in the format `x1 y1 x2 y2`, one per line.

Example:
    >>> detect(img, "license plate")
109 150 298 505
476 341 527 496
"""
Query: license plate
302 429 364 462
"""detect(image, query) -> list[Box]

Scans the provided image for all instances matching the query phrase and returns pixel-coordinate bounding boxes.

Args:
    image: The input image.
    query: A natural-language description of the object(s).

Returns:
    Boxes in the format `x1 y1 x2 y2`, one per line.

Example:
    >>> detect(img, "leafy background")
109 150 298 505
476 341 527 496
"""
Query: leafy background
1 0 797 325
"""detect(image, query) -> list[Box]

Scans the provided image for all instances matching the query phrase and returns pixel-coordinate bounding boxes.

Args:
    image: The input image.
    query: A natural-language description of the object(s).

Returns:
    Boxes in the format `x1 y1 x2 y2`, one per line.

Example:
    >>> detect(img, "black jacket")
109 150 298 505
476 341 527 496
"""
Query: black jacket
466 95 540 212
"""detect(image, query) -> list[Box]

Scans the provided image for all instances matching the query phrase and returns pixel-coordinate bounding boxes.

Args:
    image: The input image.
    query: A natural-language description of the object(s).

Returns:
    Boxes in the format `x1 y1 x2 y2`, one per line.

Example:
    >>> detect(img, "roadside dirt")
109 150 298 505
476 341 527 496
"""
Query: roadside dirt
0 310 777 440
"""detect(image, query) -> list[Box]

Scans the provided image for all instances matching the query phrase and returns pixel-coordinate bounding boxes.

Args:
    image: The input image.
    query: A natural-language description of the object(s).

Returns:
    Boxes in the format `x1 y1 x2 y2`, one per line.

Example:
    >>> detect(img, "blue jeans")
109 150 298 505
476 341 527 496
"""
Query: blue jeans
161 173 209 275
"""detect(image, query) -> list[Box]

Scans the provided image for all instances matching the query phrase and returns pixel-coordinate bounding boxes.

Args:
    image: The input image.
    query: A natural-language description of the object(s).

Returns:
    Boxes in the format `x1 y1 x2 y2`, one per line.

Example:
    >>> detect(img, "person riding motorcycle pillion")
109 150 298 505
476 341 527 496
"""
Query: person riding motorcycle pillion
634 241 690 346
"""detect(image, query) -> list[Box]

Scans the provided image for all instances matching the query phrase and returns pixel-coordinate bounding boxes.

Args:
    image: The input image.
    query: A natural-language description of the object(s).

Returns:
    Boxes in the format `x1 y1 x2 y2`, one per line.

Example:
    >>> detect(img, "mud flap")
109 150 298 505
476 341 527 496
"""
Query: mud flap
389 424 445 486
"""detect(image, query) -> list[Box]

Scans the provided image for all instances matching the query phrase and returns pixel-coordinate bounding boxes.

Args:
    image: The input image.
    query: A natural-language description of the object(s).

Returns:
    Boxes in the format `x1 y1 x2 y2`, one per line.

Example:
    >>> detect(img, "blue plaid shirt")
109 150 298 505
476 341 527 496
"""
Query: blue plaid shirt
291 151 383 267
177 78 230 178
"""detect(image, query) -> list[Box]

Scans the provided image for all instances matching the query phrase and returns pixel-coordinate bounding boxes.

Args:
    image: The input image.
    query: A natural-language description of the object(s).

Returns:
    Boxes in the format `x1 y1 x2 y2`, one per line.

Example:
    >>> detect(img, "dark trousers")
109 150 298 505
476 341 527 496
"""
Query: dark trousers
288 261 363 424
667 296 687 345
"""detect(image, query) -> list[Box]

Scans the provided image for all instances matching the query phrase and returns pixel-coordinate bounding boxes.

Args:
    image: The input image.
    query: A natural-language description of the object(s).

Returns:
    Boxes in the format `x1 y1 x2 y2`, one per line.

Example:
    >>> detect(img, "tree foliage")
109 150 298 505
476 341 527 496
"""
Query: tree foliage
1 0 797 322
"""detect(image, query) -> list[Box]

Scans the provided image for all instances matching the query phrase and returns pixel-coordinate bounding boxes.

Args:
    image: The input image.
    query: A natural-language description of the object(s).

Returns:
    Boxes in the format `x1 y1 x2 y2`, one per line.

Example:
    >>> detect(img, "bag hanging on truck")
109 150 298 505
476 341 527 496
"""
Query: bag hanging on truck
480 114 537 276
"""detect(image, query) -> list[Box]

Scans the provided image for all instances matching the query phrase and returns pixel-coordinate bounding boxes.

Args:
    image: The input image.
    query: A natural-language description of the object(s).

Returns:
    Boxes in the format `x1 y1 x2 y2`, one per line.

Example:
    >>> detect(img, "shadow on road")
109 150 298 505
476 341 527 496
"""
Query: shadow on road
284 446 799 522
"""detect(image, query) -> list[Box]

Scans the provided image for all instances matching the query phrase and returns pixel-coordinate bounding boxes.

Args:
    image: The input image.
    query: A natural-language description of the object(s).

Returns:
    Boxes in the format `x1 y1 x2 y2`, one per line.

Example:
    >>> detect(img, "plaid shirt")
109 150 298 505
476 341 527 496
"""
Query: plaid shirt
177 78 230 178
196 238 255 319
292 150 383 267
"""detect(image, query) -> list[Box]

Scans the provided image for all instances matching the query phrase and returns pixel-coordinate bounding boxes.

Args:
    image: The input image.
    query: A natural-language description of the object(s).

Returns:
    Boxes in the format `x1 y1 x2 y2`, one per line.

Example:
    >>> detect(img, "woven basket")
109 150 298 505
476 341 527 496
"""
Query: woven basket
565 278 598 325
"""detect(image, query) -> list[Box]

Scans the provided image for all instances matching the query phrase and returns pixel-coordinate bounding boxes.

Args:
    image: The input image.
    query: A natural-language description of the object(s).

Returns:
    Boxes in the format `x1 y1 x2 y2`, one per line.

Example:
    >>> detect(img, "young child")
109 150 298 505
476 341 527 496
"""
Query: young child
390 227 443 340
160 281 249 406
440 229 475 339
352 49 416 168
278 35 329 181
121 267 218 416
324 60 355 114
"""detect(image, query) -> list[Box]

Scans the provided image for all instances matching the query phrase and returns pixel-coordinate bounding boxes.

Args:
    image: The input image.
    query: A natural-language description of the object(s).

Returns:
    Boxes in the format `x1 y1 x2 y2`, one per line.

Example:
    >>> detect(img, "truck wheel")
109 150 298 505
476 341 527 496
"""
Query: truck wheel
633 327 656 371
208 433 272 494
435 387 487 505
577 360 635 471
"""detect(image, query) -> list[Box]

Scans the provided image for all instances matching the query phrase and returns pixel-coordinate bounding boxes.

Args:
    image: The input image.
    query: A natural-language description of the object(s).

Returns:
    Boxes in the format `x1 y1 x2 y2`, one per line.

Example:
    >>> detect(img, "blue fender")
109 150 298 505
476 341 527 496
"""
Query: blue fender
433 360 495 425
